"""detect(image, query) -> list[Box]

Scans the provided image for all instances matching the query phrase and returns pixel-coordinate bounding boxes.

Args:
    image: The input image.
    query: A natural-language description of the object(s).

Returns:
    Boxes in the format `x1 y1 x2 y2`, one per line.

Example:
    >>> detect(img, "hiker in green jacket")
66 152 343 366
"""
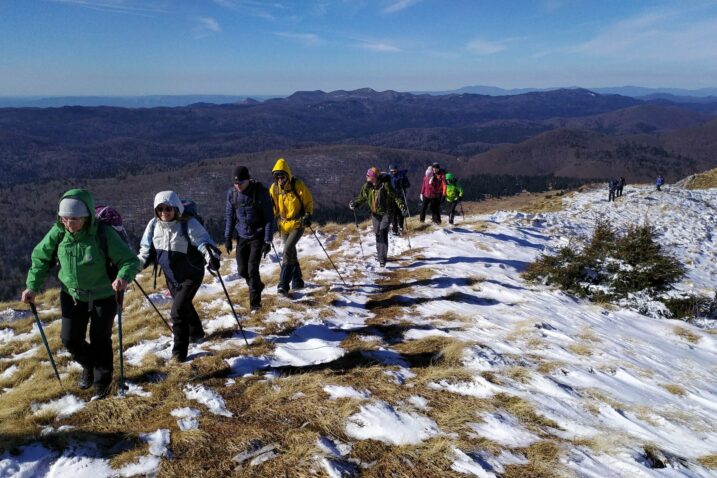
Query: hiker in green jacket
349 167 408 267
445 172 464 225
21 188 139 399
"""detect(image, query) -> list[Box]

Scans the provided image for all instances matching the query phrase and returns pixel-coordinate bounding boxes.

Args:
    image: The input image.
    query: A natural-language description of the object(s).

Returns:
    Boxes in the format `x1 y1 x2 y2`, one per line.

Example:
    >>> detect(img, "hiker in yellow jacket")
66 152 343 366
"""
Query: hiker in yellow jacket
269 158 314 296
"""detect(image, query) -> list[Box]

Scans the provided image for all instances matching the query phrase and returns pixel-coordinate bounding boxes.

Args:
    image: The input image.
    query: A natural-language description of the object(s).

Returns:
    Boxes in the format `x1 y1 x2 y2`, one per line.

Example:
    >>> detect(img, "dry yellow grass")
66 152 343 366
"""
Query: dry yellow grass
679 168 717 190
568 342 593 356
698 453 717 469
660 383 687 396
673 326 701 344
502 441 564 478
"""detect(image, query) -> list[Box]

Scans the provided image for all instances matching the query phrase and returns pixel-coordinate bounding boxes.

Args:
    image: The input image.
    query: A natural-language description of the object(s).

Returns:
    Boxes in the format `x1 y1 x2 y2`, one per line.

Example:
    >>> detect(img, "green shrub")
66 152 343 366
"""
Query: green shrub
524 220 688 317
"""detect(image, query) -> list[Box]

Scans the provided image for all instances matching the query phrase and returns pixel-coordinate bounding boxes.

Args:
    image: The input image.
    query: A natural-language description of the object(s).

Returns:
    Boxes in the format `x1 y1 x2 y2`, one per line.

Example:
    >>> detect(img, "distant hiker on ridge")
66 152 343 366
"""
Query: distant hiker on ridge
349 166 408 267
420 162 446 224
617 176 626 197
270 158 314 297
656 175 665 192
445 172 464 224
137 191 220 363
387 163 410 236
22 188 139 399
608 178 618 202
224 166 274 311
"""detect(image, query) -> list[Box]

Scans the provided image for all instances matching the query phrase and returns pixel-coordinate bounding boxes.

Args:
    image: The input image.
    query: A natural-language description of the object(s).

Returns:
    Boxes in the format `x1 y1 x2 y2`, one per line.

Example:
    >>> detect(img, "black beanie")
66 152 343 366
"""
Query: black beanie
233 166 250 182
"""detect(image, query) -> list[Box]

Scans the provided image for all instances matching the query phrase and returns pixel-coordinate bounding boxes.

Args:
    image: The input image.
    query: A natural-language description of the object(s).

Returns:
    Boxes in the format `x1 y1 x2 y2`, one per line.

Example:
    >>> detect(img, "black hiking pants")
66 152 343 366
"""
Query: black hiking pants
448 200 460 224
372 213 391 265
60 290 116 388
236 236 264 308
420 196 441 224
168 276 204 360
390 205 405 234
608 190 616 202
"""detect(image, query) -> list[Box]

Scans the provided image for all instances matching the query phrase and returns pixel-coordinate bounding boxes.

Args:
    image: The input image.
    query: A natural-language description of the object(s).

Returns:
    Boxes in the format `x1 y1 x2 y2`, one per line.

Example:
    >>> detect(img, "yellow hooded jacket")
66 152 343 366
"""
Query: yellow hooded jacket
269 158 314 234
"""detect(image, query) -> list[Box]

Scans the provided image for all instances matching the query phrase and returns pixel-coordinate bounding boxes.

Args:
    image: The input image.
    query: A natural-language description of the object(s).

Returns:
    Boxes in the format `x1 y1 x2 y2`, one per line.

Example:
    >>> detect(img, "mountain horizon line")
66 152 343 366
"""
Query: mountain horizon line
2 85 717 108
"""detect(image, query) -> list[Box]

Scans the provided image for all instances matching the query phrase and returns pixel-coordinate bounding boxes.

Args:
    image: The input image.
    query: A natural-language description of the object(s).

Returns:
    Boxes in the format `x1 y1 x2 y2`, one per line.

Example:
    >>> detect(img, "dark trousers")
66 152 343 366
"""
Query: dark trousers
60 290 116 387
420 197 441 224
448 200 460 224
279 228 304 291
617 186 623 197
608 190 616 202
390 206 405 233
168 277 204 359
372 214 391 264
236 236 264 307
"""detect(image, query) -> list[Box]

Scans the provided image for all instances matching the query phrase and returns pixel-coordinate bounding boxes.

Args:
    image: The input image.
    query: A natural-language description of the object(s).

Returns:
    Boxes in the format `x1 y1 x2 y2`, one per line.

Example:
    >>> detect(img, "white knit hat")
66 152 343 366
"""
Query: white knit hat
58 198 89 217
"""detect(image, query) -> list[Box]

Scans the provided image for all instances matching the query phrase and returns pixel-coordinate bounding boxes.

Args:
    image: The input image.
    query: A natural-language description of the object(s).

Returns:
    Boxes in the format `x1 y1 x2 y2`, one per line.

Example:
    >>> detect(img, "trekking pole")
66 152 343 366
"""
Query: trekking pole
29 303 62 387
213 271 249 346
460 201 465 222
270 241 282 263
352 209 366 260
400 189 413 250
307 225 348 287
116 290 126 396
133 280 172 333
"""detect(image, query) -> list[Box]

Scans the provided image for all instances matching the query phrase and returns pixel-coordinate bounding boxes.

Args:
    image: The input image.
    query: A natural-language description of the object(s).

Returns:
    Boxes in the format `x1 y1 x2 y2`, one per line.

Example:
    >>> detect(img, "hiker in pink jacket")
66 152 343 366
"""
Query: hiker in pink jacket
419 162 447 224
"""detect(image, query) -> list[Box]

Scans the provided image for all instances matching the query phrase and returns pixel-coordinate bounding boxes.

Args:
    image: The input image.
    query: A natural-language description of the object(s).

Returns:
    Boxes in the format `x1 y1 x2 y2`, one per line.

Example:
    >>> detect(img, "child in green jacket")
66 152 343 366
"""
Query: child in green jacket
22 188 139 399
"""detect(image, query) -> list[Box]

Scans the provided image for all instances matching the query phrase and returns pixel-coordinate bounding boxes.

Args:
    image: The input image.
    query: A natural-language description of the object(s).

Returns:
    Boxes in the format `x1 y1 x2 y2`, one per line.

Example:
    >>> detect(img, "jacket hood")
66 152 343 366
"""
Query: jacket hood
154 191 184 216
425 166 433 177
58 188 97 232
272 158 293 180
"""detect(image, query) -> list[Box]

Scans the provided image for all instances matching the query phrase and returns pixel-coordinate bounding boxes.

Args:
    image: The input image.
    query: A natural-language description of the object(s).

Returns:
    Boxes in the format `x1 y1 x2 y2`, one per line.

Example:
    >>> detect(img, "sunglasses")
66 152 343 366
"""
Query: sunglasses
156 205 174 213
273 172 288 180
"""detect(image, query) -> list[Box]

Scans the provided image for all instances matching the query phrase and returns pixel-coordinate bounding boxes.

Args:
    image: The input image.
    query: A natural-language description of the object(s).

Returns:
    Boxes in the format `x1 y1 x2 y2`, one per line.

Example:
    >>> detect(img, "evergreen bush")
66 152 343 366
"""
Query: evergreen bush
524 220 690 317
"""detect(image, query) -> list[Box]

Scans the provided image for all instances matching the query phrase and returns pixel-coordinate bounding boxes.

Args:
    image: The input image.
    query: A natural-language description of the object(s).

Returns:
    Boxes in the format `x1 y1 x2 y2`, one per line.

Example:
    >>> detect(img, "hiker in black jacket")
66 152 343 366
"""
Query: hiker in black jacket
608 179 618 202
224 166 274 311
617 177 625 197
387 164 410 235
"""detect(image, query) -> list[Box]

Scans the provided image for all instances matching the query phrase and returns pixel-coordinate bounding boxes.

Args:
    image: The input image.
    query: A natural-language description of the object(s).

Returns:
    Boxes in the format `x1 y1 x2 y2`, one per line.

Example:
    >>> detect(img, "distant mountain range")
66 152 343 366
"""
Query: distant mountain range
2 85 717 108
0 95 278 108
420 85 717 101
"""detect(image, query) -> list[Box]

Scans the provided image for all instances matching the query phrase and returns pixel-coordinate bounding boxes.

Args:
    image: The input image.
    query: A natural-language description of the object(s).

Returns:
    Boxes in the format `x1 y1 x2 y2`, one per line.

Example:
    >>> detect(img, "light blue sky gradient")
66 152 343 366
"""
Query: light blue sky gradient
1 0 716 95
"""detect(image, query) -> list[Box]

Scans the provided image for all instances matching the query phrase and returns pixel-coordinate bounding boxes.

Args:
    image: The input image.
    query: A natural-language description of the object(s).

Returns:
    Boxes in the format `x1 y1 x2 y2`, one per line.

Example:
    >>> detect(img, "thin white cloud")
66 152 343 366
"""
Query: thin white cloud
572 7 717 61
51 0 166 15
193 17 221 39
212 0 286 21
359 41 402 53
383 0 422 14
275 32 323 46
466 38 506 55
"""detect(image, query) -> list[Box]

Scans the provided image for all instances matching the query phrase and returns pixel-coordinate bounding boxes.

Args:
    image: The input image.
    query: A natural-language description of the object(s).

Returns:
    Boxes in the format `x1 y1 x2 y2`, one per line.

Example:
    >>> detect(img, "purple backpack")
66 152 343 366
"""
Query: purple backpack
95 205 131 245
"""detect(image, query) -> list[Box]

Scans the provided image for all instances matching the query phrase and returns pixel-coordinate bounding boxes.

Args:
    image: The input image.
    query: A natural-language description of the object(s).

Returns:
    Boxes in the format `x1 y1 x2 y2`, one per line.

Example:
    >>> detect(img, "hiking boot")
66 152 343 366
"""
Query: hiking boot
78 367 93 390
379 261 386 267
170 352 187 364
277 288 289 297
91 383 111 401
251 304 261 313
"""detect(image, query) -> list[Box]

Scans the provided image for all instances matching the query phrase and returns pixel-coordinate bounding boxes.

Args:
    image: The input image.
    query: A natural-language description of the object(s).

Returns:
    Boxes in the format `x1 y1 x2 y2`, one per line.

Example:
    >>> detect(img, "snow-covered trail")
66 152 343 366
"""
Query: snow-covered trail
2 184 717 477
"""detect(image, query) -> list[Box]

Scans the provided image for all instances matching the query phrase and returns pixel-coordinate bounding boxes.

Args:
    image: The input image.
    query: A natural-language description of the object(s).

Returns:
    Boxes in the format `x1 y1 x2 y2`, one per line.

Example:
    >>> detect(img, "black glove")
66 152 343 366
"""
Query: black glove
208 255 220 272
301 214 312 227
349 201 355 210
401 207 409 217
225 239 233 253
262 242 271 258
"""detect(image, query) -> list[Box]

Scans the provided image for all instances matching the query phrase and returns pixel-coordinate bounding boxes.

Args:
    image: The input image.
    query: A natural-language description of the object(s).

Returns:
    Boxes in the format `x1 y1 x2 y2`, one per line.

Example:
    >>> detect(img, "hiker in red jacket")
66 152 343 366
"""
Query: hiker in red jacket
419 162 447 224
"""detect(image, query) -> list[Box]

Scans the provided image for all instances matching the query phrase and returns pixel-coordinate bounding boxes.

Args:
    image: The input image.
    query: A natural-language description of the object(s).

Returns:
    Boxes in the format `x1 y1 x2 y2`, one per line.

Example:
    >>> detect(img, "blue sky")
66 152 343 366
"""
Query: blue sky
1 0 716 95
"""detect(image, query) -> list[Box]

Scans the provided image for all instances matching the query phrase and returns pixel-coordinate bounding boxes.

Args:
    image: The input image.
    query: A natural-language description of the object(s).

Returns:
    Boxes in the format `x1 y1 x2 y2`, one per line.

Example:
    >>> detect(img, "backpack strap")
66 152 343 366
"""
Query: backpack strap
292 177 305 217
